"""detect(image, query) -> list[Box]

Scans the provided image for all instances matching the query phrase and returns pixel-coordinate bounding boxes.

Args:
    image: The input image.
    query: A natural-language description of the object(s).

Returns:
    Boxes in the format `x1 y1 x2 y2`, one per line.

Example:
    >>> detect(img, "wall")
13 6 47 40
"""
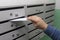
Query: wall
54 0 60 29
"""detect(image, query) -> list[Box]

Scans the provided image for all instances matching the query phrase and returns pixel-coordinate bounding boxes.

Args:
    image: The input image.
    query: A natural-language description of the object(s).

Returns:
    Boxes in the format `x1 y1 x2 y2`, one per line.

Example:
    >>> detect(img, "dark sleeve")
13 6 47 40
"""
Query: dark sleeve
44 25 60 40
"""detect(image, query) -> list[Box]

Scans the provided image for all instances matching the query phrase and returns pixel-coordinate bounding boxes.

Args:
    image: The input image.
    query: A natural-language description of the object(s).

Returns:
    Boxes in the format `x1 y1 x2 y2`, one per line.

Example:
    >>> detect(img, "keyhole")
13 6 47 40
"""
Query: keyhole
11 24 14 27
10 13 13 16
12 34 15 37
16 34 19 36
15 14 18 17
36 10 38 11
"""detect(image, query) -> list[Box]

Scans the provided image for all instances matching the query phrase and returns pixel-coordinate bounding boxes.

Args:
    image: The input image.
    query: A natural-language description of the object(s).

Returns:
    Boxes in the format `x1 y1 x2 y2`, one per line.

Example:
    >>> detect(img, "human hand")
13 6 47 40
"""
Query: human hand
28 16 48 30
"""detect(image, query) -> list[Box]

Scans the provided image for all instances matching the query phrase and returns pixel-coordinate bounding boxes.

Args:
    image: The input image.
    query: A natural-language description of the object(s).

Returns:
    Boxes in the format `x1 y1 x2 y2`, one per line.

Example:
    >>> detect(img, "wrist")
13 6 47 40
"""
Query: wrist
43 24 48 30
38 22 48 30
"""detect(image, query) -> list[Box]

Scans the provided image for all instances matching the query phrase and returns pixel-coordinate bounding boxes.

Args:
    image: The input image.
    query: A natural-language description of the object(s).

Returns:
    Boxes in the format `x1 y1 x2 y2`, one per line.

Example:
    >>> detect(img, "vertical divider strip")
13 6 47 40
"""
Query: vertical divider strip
23 5 29 40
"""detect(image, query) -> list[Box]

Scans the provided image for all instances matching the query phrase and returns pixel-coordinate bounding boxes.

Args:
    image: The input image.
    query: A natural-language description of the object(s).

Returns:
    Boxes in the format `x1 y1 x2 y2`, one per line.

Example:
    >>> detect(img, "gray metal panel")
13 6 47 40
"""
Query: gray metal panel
0 27 26 40
29 29 42 38
28 24 36 32
37 13 45 19
31 32 44 40
27 6 44 15
0 8 25 21
45 5 55 11
45 11 54 17
0 21 24 33
45 16 54 23
16 35 28 40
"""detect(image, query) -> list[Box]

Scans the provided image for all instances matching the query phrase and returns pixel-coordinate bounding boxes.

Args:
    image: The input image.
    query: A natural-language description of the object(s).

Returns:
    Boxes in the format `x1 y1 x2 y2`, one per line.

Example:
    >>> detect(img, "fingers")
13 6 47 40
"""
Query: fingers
28 16 40 22
27 16 36 22
27 16 35 20
27 16 48 30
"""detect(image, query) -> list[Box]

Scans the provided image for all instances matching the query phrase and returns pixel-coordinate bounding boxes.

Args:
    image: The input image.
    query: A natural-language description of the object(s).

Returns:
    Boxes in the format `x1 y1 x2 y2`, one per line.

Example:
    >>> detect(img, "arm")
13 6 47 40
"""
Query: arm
44 24 60 40
28 16 60 40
